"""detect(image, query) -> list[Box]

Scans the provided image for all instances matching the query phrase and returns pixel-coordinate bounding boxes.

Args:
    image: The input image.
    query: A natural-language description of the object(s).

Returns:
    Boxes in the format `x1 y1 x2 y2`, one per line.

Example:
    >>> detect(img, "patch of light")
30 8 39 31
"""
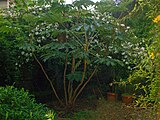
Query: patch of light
65 0 101 4
65 0 73 4
113 0 121 4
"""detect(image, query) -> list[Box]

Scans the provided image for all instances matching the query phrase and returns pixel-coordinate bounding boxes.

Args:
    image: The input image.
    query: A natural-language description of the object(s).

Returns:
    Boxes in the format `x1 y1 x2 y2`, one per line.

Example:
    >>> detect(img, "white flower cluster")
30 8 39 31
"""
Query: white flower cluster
108 35 147 71
113 0 121 5
27 1 52 14
115 23 130 33
120 40 147 70
30 4 51 13
108 45 119 54
95 12 114 23
8 1 52 17
15 50 33 68
29 22 59 45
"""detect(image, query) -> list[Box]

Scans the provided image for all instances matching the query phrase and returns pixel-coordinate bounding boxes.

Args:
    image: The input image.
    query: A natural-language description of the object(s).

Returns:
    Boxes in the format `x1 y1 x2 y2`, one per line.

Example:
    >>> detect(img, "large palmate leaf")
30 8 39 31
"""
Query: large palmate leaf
66 71 83 82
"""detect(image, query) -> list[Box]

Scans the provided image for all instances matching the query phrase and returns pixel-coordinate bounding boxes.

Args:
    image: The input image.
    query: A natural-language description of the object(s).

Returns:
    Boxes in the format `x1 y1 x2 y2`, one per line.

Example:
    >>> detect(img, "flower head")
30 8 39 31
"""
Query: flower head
153 15 160 23
150 52 154 60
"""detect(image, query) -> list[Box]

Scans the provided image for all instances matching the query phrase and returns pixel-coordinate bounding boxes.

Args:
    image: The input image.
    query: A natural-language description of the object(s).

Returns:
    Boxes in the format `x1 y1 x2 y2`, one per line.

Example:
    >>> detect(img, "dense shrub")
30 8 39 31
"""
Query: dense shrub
0 86 55 120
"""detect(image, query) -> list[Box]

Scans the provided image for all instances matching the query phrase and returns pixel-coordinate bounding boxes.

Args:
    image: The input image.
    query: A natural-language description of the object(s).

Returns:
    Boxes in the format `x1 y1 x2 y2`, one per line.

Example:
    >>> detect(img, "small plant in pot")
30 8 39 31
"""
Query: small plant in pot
120 79 135 104
122 93 134 104
107 82 118 102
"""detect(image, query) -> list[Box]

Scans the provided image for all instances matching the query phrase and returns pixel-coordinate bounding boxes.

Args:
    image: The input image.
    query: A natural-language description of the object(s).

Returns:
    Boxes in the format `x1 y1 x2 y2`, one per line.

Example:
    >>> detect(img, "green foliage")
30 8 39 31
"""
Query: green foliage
0 86 55 120
0 0 138 106
124 0 160 108
0 16 21 84
0 0 131 80
66 71 83 82
126 46 158 107
96 0 133 13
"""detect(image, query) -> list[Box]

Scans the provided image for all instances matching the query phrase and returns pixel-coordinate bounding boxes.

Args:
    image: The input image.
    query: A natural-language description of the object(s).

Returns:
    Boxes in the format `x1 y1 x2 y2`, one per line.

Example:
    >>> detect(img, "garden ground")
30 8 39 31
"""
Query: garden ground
47 98 156 120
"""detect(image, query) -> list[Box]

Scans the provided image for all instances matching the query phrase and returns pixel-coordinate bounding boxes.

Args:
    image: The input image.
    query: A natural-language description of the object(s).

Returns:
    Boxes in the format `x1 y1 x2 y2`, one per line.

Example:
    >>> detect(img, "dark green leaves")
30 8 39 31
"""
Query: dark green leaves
95 56 124 66
66 71 83 82
73 0 95 9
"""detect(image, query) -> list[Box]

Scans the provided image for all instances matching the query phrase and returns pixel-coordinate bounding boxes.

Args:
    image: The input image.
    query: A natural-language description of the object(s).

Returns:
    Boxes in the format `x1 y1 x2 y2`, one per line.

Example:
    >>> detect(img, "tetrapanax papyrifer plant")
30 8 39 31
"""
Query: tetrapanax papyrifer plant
0 0 134 108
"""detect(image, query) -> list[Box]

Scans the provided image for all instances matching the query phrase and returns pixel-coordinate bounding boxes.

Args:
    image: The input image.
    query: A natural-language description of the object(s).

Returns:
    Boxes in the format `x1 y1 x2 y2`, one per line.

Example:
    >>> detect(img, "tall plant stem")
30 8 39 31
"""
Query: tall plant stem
68 57 75 103
72 59 87 100
64 53 68 105
68 81 72 103
73 66 98 104
33 53 64 106
72 31 88 100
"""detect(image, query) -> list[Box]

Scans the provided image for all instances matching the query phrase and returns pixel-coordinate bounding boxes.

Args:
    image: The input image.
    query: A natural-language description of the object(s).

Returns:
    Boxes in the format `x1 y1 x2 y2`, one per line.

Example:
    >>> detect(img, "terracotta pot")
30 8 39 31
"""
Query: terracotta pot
107 92 117 102
122 95 133 104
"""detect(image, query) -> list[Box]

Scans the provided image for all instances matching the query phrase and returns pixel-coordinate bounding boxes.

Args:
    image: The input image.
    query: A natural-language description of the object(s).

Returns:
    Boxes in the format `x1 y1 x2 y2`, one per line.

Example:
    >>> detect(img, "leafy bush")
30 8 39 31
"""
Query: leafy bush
0 86 55 120
0 0 135 107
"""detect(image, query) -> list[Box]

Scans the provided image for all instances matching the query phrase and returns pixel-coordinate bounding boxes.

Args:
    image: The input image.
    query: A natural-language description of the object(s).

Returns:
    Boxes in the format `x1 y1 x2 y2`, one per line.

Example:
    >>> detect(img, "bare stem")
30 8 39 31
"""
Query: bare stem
33 53 64 106
73 66 98 104
72 59 87 100
68 57 75 103
64 53 68 105
72 30 88 100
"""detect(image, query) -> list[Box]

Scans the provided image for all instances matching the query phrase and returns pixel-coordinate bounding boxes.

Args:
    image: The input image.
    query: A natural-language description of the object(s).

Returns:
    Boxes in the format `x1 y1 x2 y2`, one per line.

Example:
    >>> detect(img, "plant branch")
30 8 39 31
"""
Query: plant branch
33 53 64 106
68 56 75 103
63 52 68 105
72 29 89 99
73 65 98 104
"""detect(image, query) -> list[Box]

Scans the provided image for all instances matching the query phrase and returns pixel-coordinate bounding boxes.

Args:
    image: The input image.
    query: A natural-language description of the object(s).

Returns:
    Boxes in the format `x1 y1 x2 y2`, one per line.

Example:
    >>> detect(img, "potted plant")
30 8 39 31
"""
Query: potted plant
121 82 135 104
122 93 134 104
107 82 118 102
107 92 118 101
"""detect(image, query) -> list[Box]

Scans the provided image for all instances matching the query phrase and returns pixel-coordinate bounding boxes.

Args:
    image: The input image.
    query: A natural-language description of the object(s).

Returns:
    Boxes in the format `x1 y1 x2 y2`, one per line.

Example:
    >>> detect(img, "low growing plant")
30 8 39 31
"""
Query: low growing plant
0 86 55 120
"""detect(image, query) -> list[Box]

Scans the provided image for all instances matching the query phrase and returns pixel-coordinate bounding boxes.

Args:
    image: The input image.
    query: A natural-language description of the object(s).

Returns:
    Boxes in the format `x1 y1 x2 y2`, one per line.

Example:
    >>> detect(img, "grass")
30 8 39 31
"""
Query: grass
58 98 156 120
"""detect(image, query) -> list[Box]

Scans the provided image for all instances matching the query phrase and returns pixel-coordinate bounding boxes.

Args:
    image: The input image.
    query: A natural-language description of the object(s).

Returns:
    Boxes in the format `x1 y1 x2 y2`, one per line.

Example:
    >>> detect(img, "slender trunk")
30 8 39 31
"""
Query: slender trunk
72 31 88 100
69 84 73 104
73 66 98 104
71 59 87 100
71 56 75 73
68 57 75 104
33 54 64 106
64 53 68 105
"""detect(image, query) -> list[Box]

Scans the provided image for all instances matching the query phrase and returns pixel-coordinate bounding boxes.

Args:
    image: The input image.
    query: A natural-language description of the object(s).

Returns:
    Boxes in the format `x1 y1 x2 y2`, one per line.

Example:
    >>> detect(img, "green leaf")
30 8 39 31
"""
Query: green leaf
66 71 82 82
84 24 89 31
76 25 83 31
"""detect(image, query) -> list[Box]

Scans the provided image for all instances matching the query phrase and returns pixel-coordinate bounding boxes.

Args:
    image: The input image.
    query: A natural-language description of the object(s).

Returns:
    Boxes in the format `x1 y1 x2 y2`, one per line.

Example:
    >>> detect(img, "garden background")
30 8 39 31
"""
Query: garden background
0 0 160 119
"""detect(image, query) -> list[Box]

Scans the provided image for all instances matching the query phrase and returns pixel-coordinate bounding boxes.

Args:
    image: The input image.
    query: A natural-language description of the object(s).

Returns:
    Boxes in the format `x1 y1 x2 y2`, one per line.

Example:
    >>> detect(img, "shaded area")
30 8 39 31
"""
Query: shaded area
54 99 156 120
